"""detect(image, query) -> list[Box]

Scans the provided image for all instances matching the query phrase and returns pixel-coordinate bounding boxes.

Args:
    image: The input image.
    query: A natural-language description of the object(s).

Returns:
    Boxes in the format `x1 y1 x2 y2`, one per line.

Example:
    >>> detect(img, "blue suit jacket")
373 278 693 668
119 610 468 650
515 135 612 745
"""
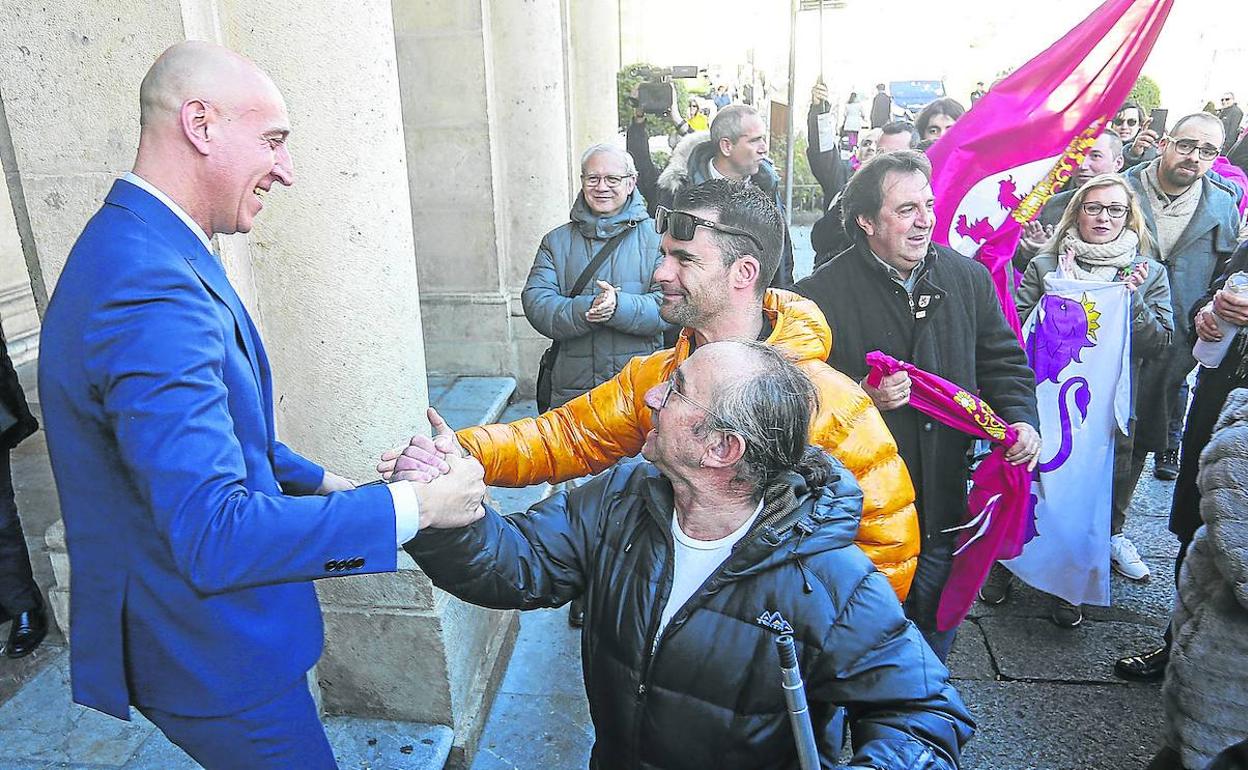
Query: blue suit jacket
39 179 398 719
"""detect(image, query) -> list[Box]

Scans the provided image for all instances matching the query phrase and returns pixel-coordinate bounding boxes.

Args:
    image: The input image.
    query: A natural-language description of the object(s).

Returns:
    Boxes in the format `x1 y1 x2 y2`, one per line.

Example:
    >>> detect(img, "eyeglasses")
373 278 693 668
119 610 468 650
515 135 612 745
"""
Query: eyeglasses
1078 202 1129 219
1111 117 1139 128
1165 137 1220 161
655 206 765 254
582 174 634 188
656 379 738 432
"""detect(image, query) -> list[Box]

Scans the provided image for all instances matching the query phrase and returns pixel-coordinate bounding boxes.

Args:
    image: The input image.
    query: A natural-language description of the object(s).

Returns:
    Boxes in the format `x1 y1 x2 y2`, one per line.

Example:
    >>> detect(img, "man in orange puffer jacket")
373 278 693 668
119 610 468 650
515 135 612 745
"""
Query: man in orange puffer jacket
385 180 919 599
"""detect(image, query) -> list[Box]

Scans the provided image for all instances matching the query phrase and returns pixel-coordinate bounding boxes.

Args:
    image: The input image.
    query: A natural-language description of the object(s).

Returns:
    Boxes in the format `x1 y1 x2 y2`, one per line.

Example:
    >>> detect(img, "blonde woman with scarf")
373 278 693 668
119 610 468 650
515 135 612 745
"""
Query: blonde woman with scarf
984 174 1175 627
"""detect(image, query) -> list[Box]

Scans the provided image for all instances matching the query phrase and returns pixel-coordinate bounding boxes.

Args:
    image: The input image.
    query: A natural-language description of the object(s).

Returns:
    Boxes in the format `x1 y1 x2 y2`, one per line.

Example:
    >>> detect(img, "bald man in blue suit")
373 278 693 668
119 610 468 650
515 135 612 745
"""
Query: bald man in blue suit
38 42 483 769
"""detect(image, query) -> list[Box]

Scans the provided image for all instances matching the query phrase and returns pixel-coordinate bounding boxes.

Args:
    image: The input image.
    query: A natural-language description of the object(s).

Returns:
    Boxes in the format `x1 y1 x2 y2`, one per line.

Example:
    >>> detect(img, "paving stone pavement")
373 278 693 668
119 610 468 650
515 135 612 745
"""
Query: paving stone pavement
0 649 454 770
472 400 1182 770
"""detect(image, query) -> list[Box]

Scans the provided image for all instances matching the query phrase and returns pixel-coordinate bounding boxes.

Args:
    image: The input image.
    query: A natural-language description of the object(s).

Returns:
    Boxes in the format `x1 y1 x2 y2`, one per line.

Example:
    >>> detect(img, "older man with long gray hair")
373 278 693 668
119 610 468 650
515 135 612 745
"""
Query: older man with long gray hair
401 339 973 770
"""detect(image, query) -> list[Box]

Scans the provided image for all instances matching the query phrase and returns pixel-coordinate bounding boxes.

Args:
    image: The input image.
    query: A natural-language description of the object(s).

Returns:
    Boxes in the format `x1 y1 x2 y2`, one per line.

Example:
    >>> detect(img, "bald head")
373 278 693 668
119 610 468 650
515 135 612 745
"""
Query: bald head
694 340 817 498
132 41 293 239
1171 111 1225 144
139 41 277 128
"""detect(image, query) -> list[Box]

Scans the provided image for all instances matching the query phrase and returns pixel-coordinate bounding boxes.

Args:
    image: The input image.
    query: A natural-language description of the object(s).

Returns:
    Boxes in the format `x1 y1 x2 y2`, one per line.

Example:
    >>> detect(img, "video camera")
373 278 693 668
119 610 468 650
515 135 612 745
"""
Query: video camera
631 65 702 115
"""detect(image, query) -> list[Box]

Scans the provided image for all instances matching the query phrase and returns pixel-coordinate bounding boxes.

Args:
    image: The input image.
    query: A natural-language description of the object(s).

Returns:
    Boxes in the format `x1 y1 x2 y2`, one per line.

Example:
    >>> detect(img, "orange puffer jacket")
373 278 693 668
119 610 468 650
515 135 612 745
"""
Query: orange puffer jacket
459 290 919 598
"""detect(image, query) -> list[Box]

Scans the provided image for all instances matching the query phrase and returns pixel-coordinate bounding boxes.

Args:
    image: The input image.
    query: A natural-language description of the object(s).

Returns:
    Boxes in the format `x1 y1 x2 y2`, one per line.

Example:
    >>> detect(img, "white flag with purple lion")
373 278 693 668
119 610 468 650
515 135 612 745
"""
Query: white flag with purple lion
1004 275 1131 606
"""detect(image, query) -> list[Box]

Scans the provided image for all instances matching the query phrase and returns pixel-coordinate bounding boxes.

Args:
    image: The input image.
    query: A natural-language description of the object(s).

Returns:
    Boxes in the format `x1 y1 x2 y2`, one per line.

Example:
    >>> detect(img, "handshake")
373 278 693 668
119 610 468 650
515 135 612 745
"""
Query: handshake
377 407 487 531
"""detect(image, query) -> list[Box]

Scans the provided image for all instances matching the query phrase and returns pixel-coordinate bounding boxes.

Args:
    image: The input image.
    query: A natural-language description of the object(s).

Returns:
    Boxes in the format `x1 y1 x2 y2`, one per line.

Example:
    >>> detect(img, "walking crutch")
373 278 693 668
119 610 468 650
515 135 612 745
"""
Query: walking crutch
776 634 820 770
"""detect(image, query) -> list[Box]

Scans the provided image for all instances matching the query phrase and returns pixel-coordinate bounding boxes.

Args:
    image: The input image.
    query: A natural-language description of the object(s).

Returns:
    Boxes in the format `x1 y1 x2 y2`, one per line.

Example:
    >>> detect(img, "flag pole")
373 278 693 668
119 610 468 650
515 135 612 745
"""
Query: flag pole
784 0 798 229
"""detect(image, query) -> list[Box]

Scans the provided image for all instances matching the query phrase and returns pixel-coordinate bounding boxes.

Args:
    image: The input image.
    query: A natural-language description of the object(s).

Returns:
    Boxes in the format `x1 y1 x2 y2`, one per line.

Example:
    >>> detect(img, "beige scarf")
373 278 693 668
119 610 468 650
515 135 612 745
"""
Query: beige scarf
1142 160 1201 261
1060 229 1139 281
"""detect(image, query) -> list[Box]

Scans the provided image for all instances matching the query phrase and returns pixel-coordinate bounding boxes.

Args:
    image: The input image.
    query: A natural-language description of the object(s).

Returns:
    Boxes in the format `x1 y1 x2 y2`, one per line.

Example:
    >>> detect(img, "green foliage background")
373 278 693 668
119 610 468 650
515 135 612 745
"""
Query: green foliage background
1129 75 1162 113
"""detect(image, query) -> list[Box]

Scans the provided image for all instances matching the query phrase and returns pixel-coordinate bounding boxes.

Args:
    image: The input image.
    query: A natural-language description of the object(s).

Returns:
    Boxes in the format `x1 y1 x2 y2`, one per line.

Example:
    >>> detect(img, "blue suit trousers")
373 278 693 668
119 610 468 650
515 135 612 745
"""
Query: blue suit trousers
139 678 336 770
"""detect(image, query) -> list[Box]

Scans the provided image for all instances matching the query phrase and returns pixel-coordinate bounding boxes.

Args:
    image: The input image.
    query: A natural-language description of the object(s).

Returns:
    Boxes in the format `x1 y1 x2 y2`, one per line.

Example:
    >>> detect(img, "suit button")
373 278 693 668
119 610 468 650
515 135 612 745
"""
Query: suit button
923 422 933 432
350 557 365 569
325 559 339 571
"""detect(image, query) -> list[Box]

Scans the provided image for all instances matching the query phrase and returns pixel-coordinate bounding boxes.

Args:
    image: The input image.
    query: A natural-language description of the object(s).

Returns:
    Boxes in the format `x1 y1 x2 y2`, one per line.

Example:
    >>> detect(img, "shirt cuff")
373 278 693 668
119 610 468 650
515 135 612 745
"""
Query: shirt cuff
388 482 421 545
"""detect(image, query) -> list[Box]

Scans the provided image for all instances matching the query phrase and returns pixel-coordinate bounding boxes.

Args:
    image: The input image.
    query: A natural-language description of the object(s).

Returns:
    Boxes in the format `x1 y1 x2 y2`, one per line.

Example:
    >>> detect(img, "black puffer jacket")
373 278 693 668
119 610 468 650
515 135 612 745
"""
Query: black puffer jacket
406 458 973 770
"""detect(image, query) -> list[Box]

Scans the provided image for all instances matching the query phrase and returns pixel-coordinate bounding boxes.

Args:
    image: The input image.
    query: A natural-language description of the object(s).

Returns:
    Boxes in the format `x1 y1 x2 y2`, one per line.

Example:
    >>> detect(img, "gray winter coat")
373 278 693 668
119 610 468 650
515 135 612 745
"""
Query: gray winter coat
1125 164 1242 451
1163 387 1248 769
522 189 667 408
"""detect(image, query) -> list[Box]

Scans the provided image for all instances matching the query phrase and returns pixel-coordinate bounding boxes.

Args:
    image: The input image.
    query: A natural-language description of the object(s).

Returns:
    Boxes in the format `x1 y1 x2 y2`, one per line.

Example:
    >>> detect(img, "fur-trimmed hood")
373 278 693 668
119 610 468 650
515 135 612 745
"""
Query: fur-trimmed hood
656 131 781 198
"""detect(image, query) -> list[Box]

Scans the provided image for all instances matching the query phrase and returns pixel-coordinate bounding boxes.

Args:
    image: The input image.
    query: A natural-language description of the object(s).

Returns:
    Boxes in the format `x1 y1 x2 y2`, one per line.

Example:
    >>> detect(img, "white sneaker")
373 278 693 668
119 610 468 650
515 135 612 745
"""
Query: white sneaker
1111 534 1151 581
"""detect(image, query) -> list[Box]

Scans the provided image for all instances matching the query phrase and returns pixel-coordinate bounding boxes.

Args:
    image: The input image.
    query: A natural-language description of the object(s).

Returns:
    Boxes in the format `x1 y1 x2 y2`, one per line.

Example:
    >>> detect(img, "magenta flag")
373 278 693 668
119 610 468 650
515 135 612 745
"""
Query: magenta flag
928 0 1173 337
866 351 1035 632
1212 157 1248 218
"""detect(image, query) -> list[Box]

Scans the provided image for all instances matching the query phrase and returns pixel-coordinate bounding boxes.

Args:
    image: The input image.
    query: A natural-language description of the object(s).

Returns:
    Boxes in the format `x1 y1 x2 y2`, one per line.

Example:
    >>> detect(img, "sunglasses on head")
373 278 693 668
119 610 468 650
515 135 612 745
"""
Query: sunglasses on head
655 206 765 254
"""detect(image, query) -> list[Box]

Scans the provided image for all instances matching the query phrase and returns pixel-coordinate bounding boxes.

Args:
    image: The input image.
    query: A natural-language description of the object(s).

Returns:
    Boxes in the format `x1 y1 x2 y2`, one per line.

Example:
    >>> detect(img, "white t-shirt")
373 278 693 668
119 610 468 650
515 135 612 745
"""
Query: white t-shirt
657 500 764 637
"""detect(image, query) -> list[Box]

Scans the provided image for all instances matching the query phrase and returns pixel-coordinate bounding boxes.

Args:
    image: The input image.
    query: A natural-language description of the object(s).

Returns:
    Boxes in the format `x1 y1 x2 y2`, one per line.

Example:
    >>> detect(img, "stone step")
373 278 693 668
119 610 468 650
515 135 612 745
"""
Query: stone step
429 375 517 430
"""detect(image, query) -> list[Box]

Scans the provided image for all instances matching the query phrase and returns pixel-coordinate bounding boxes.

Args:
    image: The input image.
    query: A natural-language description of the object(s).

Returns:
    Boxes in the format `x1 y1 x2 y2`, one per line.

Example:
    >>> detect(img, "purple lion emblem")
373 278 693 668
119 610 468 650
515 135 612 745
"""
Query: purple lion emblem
998 176 1025 210
1027 294 1095 384
1027 294 1097 474
955 214 996 244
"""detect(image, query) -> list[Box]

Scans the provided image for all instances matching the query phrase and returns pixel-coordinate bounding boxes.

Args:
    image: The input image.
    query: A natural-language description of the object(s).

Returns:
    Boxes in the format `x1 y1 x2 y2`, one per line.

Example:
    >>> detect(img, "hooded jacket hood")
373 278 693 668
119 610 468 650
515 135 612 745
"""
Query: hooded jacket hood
570 186 651 240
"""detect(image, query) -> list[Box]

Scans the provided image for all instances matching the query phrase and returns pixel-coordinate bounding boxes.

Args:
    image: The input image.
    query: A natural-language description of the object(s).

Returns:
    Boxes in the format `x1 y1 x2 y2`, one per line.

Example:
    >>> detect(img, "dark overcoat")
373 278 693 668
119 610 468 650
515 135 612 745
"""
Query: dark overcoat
795 243 1038 536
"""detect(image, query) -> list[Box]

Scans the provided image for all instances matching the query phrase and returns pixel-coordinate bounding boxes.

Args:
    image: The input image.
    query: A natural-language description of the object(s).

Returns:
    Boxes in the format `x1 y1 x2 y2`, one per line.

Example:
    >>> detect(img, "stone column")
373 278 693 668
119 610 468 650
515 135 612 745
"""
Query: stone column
565 0 622 157
220 3 516 762
393 2 509 380
396 0 573 396
221 0 429 479
0 0 189 643
0 5 184 303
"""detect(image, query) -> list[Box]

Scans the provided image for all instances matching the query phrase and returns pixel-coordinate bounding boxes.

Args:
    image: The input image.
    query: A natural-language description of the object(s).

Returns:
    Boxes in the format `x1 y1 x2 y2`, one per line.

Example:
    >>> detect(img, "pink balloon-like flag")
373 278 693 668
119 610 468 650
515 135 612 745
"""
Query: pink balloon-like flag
927 0 1174 340
867 352 1035 632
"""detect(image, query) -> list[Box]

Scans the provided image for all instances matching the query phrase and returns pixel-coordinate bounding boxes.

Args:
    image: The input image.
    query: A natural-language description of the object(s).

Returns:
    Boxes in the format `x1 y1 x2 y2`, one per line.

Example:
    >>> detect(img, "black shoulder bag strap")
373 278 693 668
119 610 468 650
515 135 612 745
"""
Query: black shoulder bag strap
535 226 633 413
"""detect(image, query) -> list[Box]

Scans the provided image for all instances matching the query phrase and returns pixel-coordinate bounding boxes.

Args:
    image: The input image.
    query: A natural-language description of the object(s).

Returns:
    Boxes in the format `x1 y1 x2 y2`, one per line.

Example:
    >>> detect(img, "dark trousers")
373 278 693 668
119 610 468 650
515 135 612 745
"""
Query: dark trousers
138 677 337 770
0 450 39 620
1110 421 1147 536
1166 379 1190 452
902 536 957 662
1160 537 1192 650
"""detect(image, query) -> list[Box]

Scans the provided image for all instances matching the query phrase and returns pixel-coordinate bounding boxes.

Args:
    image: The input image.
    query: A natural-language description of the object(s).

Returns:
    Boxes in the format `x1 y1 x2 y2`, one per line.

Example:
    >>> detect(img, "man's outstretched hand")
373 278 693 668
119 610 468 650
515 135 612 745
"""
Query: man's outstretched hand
414 452 487 531
378 407 467 483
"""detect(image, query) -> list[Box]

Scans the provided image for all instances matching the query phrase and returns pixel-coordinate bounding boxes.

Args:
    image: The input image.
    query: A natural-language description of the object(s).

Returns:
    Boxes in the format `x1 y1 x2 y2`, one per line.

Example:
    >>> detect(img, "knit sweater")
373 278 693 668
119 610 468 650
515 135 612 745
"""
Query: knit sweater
1141 160 1201 262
